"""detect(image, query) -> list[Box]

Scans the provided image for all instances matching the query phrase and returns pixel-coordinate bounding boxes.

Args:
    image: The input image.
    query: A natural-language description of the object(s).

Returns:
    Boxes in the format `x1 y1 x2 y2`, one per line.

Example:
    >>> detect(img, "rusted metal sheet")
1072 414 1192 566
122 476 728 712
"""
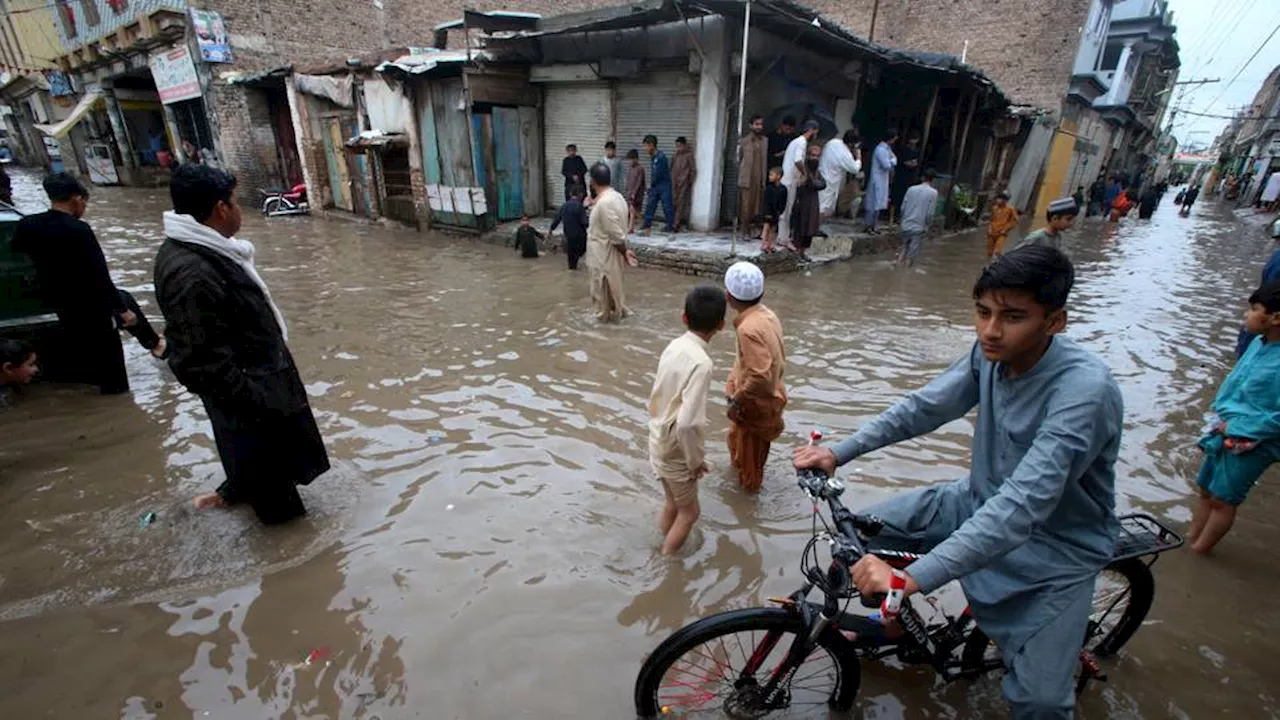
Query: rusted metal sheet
465 72 540 108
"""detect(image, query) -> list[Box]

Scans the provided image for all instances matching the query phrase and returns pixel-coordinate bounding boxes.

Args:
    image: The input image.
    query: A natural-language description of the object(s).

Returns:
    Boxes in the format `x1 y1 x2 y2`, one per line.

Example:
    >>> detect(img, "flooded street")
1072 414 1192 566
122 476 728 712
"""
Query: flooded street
2 167 1278 719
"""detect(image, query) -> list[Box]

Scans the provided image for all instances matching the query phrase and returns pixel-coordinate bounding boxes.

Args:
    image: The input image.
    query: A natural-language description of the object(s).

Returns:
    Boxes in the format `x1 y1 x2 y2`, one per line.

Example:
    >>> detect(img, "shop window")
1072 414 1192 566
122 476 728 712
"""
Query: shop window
80 0 100 27
56 2 77 39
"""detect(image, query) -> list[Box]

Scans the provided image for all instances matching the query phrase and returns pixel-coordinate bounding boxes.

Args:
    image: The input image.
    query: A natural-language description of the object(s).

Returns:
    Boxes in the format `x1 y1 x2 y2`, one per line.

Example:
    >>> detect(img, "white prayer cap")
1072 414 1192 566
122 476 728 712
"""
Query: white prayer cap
724 261 765 302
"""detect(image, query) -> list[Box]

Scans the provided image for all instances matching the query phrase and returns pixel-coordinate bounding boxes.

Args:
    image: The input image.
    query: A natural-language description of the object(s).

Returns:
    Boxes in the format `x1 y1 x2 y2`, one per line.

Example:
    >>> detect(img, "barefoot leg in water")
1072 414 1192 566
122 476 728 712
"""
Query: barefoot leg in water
193 492 227 509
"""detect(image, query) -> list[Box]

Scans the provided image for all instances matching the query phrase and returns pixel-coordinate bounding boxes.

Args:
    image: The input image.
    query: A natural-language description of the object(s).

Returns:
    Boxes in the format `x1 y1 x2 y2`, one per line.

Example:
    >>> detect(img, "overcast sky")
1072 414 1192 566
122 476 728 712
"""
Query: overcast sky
1164 0 1280 151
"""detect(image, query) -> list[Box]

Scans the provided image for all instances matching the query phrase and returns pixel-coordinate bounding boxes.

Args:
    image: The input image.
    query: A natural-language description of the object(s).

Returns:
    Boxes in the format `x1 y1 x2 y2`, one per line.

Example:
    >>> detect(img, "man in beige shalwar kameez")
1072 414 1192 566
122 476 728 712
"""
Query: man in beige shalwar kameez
586 162 633 323
737 115 768 237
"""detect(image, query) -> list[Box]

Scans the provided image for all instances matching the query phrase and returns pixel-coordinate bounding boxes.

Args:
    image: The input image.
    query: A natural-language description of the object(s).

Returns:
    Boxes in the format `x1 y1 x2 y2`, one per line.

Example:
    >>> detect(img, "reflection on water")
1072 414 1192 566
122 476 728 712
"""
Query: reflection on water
0 167 1277 718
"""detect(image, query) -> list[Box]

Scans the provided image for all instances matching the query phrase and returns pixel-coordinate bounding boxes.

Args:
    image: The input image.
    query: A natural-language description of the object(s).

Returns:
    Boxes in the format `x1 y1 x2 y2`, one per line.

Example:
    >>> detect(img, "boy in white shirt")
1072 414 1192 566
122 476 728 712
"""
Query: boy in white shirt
648 285 727 554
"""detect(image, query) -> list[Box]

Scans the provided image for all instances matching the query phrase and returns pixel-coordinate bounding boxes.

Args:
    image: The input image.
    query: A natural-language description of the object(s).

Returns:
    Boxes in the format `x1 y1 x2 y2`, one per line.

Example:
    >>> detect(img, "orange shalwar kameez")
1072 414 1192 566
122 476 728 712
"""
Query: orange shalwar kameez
725 304 787 492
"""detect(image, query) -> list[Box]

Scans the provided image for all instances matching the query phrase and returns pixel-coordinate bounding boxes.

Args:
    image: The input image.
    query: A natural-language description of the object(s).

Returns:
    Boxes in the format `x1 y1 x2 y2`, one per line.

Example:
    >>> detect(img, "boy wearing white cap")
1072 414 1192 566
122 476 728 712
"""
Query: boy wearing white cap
1015 197 1078 252
723 261 787 492
648 285 727 554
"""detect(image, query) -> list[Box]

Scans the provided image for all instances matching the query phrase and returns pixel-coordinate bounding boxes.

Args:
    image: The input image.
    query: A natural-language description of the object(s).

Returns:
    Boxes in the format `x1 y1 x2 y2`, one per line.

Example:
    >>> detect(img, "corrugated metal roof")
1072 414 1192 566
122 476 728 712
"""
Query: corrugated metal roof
224 66 292 86
375 49 493 76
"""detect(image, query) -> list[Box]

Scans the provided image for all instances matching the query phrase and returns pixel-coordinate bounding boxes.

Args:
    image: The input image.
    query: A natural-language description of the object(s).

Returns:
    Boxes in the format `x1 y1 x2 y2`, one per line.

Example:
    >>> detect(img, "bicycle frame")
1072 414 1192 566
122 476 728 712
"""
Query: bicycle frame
650 463 1187 716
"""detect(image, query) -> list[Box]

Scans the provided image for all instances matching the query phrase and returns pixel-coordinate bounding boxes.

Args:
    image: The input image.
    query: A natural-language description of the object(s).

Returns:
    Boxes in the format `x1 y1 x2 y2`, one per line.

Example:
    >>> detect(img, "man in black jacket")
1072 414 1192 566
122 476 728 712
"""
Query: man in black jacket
11 172 165 394
154 165 329 524
551 185 589 269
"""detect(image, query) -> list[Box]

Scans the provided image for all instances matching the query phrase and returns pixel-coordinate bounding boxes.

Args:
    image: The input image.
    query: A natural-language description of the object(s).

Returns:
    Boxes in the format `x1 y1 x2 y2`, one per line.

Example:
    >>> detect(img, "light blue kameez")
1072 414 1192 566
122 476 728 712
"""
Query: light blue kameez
833 338 1123 718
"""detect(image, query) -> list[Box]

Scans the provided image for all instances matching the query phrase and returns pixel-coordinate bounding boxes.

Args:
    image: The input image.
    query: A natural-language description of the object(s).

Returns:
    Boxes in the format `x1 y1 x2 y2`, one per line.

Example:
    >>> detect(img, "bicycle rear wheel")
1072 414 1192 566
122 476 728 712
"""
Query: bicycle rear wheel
960 557 1156 672
634 607 860 718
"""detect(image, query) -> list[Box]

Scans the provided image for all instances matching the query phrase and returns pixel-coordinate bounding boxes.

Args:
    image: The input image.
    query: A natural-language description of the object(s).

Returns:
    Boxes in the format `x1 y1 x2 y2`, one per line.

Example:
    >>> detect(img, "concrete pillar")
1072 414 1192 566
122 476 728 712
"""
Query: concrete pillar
691 16 729 232
1104 41 1135 105
102 87 138 176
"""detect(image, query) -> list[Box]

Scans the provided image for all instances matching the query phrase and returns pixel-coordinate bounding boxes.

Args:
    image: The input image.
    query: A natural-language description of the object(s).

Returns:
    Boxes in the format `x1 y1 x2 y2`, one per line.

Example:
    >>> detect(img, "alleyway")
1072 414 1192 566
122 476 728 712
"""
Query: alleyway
1 168 1277 718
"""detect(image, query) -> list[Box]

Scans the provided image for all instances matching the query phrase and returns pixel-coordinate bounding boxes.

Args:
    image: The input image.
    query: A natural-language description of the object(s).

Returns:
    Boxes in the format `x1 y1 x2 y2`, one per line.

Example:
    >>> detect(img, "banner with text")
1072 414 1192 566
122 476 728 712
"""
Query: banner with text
150 47 202 104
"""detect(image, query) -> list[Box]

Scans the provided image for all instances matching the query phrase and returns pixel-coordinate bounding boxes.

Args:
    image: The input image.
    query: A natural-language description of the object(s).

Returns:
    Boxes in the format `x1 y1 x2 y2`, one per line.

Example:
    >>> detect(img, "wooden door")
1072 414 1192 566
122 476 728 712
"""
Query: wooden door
323 116 353 211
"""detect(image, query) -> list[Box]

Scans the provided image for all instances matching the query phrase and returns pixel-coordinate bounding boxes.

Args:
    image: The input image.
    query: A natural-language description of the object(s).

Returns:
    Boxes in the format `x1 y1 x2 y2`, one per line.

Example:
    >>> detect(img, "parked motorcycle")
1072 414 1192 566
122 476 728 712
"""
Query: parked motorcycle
260 183 310 217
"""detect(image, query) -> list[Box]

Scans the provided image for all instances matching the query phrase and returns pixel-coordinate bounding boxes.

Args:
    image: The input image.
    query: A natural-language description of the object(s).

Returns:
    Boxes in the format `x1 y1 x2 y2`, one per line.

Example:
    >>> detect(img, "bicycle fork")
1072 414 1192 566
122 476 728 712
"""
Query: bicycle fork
741 596 835 710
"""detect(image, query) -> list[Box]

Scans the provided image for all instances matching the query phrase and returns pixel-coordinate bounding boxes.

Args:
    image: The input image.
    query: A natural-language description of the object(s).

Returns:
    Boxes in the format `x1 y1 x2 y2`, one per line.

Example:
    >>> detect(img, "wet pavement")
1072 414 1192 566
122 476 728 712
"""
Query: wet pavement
1 167 1277 719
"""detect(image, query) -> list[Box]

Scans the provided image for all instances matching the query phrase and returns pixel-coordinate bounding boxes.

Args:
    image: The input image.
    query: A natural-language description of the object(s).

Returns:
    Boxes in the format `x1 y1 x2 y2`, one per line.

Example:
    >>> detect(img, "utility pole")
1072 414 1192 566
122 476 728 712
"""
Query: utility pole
1165 77 1221 134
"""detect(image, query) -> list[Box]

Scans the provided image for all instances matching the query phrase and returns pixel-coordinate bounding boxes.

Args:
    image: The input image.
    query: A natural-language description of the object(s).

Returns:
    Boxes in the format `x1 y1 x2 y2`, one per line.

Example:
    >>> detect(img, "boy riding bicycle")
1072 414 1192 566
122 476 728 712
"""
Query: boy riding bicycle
794 246 1123 719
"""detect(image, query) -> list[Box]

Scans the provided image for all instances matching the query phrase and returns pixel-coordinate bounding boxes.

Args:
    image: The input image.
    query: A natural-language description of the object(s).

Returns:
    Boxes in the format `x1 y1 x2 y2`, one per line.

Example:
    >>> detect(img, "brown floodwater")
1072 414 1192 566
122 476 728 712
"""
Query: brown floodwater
1 167 1277 719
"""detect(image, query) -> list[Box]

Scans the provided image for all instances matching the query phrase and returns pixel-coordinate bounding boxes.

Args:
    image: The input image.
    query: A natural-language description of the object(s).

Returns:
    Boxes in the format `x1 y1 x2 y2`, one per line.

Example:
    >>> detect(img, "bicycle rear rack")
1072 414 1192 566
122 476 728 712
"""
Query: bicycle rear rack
1112 513 1183 563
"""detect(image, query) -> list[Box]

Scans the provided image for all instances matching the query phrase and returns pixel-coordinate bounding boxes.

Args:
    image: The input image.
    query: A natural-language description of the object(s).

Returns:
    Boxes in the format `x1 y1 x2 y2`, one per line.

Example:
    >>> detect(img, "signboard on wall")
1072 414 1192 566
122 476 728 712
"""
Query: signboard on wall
43 71 74 97
190 9 233 63
149 47 202 104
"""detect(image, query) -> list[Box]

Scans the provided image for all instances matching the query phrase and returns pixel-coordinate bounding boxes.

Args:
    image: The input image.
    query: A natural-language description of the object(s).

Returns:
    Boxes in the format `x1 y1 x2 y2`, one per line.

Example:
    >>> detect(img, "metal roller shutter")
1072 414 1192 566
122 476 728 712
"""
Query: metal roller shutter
615 70 699 222
542 82 612 209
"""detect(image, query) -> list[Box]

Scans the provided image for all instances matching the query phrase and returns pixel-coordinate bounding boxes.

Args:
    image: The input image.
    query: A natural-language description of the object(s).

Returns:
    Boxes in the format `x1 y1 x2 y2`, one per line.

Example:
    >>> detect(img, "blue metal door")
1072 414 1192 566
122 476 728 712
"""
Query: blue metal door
491 106 524 220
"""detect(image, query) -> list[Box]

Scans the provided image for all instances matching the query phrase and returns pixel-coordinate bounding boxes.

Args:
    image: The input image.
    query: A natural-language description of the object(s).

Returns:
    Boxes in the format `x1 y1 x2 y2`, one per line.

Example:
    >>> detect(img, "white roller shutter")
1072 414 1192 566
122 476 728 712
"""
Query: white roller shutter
543 82 612 209
615 69 699 222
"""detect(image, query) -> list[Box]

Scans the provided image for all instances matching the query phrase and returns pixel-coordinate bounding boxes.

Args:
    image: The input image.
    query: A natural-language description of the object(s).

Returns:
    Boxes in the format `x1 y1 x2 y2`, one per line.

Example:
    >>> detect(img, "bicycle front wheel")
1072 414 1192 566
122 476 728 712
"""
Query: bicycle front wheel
634 607 859 718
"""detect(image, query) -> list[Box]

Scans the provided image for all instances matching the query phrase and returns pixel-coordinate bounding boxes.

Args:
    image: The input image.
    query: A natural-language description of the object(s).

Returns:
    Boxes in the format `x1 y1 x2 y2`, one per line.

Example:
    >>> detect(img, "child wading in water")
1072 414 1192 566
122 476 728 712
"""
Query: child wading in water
1190 280 1280 554
513 214 543 259
648 285 726 554
986 191 1019 258
0 338 38 407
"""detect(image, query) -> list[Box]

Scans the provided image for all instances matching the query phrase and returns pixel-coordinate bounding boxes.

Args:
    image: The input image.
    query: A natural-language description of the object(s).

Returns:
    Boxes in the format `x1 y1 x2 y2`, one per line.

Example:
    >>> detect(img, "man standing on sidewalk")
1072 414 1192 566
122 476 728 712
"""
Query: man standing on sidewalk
779 120 820 249
671 137 696 232
864 130 899 234
736 115 768 238
641 135 675 235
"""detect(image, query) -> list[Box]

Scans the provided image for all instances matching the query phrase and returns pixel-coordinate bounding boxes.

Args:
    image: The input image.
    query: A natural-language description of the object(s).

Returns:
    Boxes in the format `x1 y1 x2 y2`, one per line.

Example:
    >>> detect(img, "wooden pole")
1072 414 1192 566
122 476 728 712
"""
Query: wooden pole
953 94 978 178
731 0 752 257
918 85 939 165
946 94 978 227
947 92 963 171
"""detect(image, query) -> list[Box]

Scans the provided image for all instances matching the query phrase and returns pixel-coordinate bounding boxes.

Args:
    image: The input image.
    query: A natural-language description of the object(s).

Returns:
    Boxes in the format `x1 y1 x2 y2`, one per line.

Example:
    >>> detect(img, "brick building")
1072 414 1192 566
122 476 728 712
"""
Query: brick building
800 0 1095 113
29 0 633 194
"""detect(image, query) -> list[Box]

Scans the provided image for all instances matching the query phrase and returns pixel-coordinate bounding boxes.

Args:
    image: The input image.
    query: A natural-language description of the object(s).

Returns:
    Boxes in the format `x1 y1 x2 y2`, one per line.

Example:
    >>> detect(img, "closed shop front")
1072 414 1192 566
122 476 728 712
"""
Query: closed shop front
614 69 699 217
542 82 611 208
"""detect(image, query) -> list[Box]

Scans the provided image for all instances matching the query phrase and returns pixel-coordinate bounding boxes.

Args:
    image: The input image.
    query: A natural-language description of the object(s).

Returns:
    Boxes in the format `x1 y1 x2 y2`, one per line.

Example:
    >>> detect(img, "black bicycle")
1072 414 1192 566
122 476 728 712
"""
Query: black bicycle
633 465 1183 717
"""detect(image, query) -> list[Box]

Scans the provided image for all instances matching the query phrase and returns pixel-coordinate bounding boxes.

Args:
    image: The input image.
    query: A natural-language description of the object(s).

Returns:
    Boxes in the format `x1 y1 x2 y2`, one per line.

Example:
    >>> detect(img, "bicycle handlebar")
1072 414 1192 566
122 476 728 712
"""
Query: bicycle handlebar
796 467 887 609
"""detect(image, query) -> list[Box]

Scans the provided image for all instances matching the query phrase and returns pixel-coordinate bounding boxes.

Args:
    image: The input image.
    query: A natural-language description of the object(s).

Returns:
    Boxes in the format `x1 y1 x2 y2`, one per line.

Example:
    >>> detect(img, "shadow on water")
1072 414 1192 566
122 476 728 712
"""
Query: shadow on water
0 167 1277 718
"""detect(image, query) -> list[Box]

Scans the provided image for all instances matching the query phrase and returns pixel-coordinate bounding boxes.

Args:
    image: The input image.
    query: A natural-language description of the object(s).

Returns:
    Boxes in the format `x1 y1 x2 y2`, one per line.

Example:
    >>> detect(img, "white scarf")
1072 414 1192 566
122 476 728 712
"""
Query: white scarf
162 211 288 340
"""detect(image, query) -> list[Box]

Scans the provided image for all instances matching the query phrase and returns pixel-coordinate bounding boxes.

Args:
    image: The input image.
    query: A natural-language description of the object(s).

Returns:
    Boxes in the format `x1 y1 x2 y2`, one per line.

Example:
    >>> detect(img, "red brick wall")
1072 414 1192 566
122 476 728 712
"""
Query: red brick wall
803 0 1093 111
